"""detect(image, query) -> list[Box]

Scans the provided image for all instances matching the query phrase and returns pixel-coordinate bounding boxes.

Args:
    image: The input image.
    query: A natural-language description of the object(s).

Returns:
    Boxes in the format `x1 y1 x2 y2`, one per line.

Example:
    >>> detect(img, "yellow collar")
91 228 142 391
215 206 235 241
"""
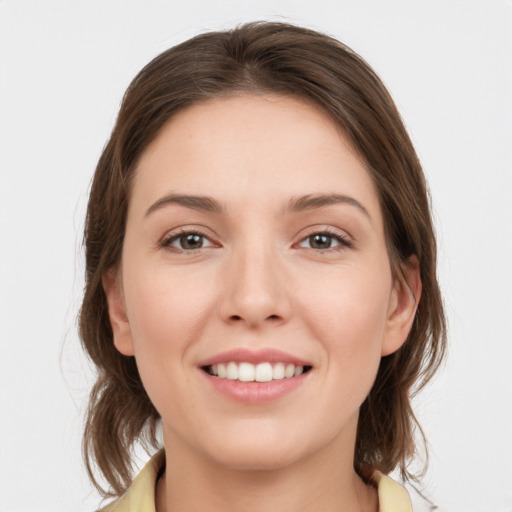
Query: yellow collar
372 470 413 512
100 450 412 512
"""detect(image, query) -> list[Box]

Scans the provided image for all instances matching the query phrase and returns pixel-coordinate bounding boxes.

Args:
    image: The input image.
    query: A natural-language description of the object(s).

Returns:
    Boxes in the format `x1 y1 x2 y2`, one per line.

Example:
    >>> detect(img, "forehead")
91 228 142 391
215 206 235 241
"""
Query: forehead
131 94 382 221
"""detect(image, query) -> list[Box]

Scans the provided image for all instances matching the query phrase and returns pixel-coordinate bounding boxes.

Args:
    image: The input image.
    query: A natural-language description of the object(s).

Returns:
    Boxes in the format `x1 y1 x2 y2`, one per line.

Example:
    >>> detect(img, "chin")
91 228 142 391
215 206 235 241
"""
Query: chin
215 444 300 472
201 424 316 472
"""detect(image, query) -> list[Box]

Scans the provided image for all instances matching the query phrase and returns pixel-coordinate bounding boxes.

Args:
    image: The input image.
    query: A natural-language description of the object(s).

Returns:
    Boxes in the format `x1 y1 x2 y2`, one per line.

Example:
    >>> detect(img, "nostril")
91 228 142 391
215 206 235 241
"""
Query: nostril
228 314 281 323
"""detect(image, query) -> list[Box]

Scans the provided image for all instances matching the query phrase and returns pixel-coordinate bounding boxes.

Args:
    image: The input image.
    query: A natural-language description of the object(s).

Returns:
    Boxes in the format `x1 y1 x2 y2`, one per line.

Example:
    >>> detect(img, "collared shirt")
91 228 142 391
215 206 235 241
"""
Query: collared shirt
100 450 412 512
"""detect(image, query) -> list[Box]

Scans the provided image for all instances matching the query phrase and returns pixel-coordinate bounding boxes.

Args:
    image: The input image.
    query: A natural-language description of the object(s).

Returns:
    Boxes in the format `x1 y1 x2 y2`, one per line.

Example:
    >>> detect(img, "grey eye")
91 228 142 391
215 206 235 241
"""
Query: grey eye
298 232 350 251
179 233 204 250
308 234 334 249
165 232 214 251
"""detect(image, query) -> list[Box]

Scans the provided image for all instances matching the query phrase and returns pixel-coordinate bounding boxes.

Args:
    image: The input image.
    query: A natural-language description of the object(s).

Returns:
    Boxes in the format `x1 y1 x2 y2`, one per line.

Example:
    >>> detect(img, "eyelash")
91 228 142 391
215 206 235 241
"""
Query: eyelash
160 228 352 253
160 228 216 252
297 228 352 253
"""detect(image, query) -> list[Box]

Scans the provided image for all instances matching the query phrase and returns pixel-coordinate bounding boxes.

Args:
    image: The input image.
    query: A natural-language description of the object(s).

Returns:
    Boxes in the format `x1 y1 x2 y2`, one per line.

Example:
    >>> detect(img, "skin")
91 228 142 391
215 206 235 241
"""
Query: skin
104 94 421 512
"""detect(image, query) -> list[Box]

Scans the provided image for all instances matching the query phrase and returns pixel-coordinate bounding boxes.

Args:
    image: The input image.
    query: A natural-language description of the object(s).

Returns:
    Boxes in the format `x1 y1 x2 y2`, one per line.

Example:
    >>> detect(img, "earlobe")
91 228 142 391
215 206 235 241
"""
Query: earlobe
381 256 422 357
102 270 135 356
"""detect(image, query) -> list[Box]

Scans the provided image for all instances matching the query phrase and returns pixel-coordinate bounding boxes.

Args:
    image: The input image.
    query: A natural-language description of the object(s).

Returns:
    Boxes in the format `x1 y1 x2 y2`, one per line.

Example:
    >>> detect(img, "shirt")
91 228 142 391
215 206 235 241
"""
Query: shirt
99 450 413 512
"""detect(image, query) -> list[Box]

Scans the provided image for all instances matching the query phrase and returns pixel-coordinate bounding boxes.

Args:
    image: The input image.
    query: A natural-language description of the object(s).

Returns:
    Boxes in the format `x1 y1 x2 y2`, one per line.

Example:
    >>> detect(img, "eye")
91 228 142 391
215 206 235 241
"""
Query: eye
298 232 351 251
162 231 215 251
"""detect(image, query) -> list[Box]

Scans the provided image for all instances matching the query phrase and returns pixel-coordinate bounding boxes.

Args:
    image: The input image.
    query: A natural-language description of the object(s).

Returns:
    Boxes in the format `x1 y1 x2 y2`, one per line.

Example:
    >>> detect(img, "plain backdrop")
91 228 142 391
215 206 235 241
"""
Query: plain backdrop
0 1 511 511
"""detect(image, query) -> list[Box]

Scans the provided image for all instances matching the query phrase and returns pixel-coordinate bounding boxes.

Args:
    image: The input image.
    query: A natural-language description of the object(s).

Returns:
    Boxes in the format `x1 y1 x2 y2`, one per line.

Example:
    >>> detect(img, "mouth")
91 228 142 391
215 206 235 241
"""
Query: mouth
198 349 312 403
202 362 313 382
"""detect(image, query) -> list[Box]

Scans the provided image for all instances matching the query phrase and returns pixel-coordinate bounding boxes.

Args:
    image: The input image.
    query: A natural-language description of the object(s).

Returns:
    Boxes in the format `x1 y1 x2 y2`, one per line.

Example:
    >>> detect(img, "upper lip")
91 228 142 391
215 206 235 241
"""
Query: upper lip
198 348 312 367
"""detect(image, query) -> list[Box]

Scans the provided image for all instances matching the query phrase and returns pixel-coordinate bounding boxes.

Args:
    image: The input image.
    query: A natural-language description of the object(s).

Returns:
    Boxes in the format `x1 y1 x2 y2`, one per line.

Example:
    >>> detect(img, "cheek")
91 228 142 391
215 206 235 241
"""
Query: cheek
122 261 217 363
294 261 392 363
120 261 221 421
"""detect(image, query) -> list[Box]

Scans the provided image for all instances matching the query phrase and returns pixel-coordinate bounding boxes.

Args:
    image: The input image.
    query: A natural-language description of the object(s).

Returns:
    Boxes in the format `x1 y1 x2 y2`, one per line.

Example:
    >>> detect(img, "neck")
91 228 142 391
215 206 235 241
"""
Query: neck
156 423 378 512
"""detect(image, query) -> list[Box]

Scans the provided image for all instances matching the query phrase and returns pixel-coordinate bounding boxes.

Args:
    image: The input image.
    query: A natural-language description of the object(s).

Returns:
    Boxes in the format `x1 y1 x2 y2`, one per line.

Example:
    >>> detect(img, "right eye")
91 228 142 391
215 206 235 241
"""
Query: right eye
162 231 215 251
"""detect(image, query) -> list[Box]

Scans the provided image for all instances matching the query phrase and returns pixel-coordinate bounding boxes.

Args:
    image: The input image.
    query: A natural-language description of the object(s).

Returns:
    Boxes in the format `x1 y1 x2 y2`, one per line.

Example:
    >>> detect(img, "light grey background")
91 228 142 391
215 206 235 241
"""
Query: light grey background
0 1 511 511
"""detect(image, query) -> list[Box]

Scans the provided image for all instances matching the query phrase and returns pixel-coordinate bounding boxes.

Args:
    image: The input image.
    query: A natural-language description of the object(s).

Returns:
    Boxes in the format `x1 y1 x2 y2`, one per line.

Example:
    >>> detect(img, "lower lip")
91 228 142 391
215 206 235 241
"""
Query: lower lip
201 371 310 404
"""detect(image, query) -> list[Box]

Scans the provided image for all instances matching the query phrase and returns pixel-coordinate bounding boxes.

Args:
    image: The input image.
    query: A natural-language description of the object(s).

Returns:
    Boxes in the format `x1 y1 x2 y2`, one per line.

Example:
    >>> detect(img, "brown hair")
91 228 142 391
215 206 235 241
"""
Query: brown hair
80 21 446 497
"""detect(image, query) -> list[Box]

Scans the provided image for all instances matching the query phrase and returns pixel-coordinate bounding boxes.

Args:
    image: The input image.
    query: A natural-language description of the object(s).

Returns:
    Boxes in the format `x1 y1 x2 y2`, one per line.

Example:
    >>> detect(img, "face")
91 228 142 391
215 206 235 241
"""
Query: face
105 94 419 472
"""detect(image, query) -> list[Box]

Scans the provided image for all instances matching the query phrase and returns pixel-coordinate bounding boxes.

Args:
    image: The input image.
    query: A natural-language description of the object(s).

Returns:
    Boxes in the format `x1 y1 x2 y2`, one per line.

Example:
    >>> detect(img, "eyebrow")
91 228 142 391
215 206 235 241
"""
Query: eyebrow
145 193 224 217
145 192 370 219
286 193 370 218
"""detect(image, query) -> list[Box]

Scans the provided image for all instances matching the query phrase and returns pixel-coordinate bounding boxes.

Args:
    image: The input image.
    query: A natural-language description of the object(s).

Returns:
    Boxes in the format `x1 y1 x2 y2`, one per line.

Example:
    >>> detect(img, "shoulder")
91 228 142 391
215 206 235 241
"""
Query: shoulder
97 452 414 512
98 449 165 512
373 471 413 512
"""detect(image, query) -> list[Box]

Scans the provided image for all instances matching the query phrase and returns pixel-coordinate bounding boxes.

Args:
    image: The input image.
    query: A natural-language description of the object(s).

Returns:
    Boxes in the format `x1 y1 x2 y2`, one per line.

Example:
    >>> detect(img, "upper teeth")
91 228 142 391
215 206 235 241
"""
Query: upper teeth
209 362 305 382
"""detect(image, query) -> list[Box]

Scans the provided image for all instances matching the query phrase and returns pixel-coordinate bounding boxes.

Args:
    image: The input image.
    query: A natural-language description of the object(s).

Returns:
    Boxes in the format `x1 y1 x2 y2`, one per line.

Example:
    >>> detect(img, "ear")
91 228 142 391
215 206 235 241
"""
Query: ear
381 255 422 357
102 270 135 356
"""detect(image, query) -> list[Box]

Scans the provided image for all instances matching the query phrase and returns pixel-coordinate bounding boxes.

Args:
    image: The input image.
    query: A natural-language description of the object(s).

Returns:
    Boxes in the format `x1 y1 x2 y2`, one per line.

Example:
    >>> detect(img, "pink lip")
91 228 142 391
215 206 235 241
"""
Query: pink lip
198 348 311 367
198 348 312 405
201 370 310 404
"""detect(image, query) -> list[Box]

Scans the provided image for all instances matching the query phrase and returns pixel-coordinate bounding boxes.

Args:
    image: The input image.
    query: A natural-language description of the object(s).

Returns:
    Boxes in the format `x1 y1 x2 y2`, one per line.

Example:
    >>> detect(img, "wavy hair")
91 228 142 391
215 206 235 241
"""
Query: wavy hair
80 21 446 497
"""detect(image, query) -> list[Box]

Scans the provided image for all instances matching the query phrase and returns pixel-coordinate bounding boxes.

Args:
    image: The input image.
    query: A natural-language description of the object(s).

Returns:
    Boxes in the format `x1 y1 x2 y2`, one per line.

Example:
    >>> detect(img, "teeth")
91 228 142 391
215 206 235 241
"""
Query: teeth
255 362 272 382
207 362 307 382
239 362 255 382
285 364 295 378
272 362 285 380
226 362 238 380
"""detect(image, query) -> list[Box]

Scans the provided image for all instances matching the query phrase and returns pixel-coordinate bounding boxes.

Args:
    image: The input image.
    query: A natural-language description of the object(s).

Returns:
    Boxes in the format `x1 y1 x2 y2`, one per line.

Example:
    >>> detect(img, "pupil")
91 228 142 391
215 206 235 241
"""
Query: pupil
182 234 202 249
311 234 331 249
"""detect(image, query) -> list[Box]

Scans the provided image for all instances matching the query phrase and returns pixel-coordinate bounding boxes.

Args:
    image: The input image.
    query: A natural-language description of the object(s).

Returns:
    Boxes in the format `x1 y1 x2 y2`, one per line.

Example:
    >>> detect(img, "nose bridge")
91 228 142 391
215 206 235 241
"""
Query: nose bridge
220 235 289 326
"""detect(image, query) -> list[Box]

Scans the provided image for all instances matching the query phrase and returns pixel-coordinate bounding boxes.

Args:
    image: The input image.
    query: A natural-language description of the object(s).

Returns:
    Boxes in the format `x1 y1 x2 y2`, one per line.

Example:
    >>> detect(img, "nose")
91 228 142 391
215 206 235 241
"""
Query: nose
218 243 292 328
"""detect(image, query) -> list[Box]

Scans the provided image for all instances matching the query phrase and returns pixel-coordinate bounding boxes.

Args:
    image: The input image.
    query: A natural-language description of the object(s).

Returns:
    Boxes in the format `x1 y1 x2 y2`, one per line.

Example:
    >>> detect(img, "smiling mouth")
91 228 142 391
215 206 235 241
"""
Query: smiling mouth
202 362 313 382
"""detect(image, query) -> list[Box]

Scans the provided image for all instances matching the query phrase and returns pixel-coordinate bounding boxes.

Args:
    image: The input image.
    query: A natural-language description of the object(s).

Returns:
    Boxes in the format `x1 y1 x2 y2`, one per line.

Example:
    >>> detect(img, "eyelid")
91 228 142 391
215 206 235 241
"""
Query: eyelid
294 226 353 251
160 226 220 252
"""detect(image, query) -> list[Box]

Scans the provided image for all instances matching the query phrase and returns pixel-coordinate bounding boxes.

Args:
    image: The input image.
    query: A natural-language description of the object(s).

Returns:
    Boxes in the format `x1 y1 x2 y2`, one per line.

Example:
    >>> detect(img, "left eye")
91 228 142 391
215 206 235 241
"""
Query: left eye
164 232 214 251
298 233 349 250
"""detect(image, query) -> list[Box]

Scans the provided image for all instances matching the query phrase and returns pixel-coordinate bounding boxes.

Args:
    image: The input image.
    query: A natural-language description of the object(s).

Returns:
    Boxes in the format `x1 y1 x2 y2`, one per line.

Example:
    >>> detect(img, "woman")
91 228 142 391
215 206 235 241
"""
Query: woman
80 21 446 512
